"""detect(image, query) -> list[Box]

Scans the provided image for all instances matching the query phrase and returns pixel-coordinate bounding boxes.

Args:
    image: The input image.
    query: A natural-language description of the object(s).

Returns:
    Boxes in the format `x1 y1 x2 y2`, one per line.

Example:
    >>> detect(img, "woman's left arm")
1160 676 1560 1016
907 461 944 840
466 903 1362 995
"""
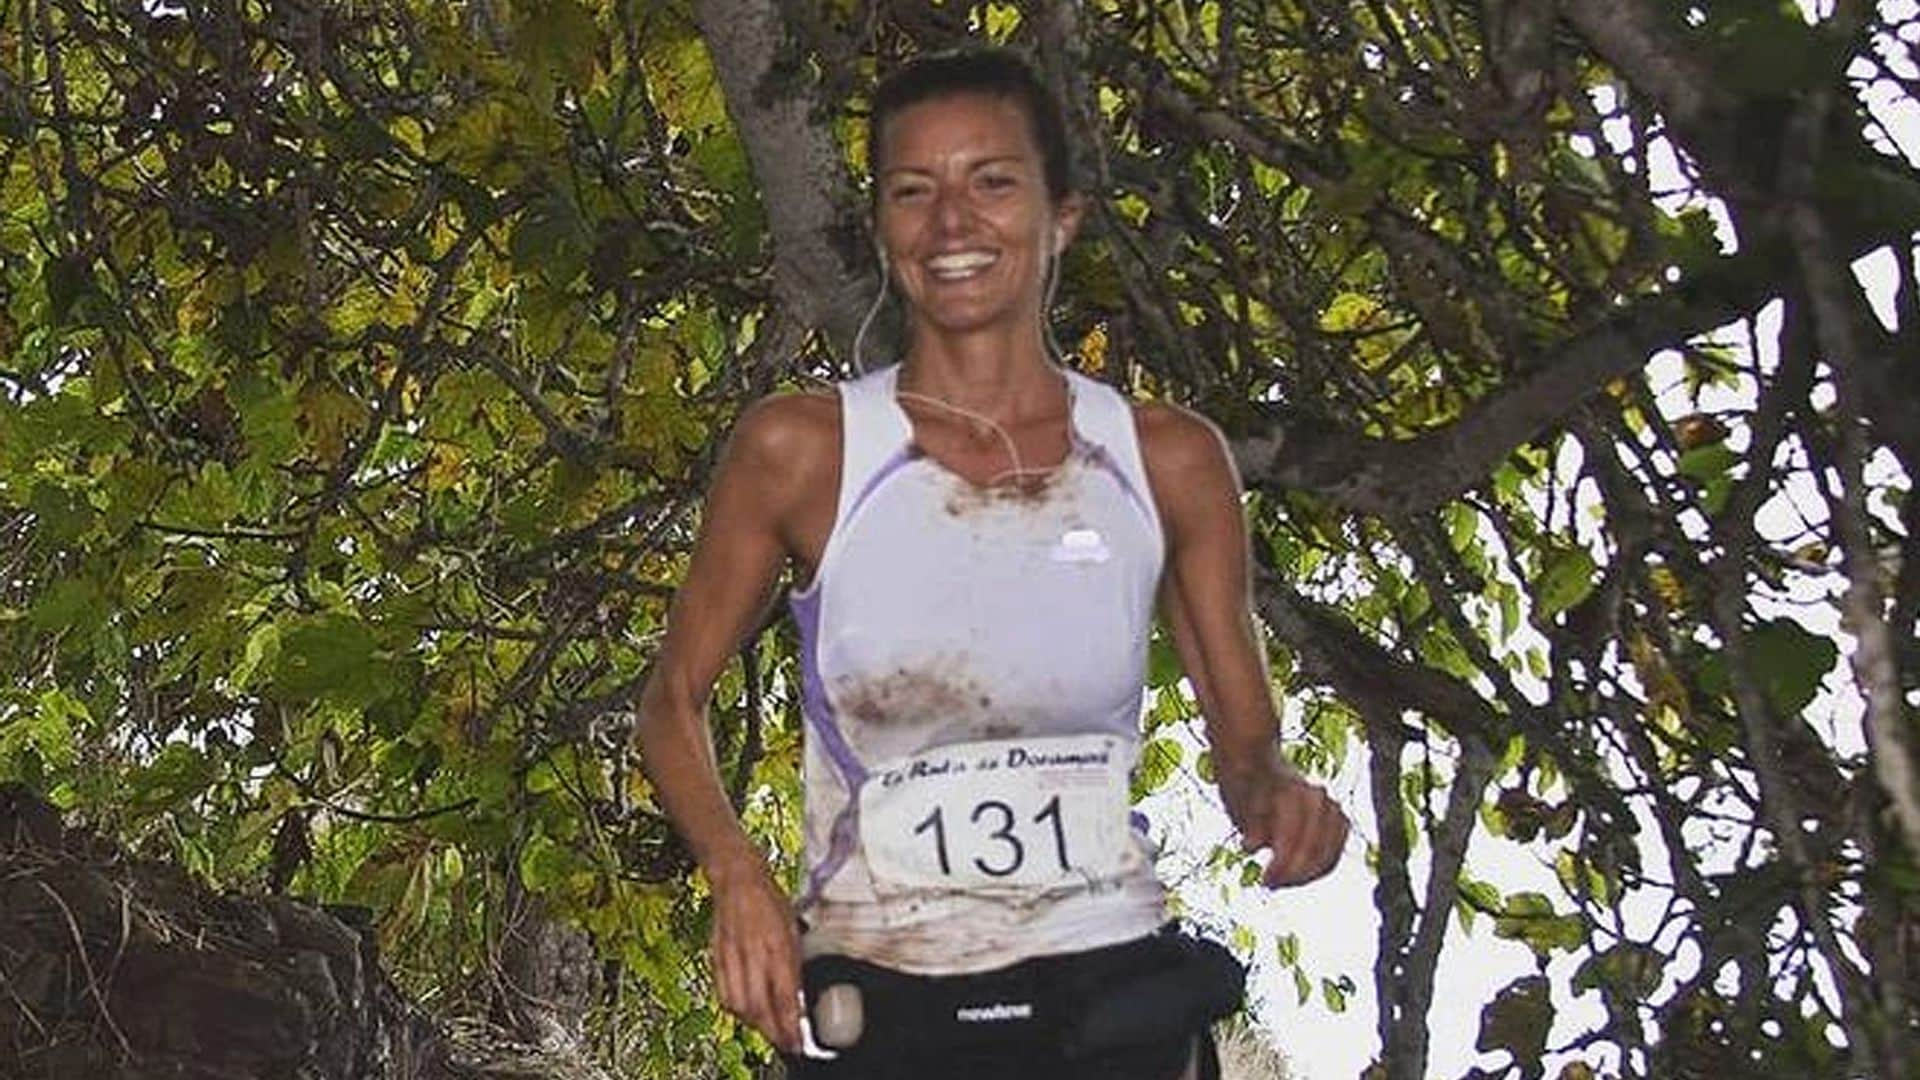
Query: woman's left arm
1139 403 1348 888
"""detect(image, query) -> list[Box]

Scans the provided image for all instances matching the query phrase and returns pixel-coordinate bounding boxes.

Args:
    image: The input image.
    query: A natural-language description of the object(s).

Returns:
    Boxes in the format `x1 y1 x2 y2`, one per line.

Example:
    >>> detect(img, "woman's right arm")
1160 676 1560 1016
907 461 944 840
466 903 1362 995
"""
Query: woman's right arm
633 394 835 1054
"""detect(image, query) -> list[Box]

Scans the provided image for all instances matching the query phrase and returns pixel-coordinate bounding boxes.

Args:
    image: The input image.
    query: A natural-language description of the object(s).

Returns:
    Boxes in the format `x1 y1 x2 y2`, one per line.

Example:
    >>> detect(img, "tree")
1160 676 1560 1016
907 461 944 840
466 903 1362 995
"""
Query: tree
2 2 1915 1078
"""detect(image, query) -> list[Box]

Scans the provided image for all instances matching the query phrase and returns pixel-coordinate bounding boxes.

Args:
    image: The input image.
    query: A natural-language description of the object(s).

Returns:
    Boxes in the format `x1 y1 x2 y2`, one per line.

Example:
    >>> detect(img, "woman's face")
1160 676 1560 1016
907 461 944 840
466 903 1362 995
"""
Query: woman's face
873 92 1079 339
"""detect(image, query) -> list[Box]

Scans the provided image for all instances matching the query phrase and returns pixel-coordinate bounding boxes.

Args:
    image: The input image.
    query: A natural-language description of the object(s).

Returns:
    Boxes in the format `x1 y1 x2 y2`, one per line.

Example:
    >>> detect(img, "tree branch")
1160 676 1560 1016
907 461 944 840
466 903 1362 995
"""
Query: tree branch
1557 2 1730 137
1366 714 1420 1078
1254 573 1505 746
692 0 868 364
1401 736 1495 1074
1232 281 1765 518
1781 84 1920 886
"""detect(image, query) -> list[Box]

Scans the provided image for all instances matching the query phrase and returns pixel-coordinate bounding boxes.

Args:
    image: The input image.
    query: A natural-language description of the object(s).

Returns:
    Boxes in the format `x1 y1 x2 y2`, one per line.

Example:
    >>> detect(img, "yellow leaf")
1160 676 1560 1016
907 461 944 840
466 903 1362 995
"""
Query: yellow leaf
1627 630 1691 728
635 343 677 395
177 267 241 336
1077 325 1108 373
427 444 467 492
1320 291 1385 334
298 382 368 466
1646 565 1686 612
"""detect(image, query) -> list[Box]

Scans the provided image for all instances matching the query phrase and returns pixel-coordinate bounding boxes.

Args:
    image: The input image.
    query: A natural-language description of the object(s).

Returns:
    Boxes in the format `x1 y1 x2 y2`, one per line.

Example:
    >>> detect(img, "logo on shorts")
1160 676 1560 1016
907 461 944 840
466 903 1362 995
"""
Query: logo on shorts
955 1002 1035 1023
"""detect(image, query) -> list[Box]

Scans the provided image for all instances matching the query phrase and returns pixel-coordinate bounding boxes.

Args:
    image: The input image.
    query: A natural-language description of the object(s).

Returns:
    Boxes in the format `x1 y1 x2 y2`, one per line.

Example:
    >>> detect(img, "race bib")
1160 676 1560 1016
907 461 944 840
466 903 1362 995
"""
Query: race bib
859 734 1137 891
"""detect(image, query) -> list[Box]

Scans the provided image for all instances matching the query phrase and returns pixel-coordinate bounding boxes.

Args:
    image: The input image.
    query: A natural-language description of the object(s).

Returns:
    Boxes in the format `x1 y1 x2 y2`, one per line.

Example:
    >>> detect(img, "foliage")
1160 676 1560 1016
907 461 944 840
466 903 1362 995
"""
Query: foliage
2 0 774 1074
3 1 1917 1078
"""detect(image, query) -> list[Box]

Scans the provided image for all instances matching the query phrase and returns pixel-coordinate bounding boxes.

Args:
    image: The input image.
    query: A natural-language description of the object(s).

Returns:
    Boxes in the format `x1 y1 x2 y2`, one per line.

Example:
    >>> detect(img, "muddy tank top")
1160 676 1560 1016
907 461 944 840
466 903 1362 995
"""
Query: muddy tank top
788 363 1168 975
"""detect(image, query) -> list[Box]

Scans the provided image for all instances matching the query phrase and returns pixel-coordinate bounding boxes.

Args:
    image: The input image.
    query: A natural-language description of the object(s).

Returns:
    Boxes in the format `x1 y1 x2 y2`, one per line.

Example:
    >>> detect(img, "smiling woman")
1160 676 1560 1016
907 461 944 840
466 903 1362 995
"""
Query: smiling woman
631 46 1347 1080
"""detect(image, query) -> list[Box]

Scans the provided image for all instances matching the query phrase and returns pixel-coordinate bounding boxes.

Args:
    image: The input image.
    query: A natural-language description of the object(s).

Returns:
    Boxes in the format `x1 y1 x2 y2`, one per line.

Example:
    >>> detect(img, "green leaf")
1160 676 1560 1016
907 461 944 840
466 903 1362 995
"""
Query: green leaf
5 689 86 770
1321 973 1355 1013
1534 544 1596 623
1133 737 1184 798
1573 942 1662 1000
640 29 726 135
1747 618 1839 716
1695 617 1839 717
520 831 581 891
143 567 231 643
511 0 599 97
45 254 95 326
1455 876 1503 933
274 614 382 706
130 742 217 814
228 372 301 465
1677 443 1738 514
1147 632 1184 689
1656 206 1727 272
29 576 103 634
511 189 593 286
1494 891 1586 956
231 620 282 692
28 482 97 545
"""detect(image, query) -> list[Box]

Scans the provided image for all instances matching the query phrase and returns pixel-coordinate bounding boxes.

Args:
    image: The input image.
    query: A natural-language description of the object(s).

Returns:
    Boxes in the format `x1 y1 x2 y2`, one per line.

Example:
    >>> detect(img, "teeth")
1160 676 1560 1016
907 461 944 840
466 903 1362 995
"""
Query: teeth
926 251 998 278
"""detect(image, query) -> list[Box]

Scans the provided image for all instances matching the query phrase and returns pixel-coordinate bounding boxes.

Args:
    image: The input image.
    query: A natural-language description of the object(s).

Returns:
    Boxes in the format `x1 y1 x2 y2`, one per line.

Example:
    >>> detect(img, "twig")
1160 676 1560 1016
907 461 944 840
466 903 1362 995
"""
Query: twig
136 520 304 542
272 759 479 825
0 954 50 1039
311 797 479 825
35 879 133 1060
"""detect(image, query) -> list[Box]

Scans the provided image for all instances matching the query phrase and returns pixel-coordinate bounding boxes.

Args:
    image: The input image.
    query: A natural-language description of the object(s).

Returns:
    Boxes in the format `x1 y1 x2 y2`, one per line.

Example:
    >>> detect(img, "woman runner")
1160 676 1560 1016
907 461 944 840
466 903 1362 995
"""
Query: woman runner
634 47 1348 1080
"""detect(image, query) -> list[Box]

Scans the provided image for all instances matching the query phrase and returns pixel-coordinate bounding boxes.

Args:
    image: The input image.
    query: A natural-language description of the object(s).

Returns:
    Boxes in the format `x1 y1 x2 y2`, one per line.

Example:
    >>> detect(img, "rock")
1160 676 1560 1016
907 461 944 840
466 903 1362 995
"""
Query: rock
0 785 455 1079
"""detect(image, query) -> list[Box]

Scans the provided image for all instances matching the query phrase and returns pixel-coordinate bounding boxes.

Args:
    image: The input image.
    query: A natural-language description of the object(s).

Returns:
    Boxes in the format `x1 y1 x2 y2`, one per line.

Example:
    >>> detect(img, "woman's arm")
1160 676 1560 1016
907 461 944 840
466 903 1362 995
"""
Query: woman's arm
634 393 836 1052
1139 403 1348 888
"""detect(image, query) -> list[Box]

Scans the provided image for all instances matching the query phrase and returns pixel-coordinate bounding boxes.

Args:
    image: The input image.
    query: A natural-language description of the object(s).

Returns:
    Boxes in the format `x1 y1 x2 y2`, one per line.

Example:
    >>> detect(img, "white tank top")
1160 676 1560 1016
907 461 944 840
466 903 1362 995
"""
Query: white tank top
789 363 1168 974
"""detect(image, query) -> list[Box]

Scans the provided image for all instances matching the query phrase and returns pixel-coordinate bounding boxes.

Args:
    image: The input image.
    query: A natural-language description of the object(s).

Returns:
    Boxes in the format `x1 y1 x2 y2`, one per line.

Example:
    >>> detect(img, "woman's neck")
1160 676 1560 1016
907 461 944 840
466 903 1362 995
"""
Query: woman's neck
898 327 1062 424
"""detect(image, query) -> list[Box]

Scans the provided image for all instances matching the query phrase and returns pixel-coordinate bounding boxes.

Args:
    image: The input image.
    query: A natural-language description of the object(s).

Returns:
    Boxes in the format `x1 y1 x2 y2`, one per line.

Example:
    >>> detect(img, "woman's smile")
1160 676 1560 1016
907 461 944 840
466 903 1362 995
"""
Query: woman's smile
924 249 1000 282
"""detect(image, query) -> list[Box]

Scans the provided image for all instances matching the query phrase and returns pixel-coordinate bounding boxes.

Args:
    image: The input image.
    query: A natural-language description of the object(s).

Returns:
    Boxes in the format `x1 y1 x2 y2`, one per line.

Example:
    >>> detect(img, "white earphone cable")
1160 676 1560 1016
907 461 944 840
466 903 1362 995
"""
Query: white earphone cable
866 230 1073 487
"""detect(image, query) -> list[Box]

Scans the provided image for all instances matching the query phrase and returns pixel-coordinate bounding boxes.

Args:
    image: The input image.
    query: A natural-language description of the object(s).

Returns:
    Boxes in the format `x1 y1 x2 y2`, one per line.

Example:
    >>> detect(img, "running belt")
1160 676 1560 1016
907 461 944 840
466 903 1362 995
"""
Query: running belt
789 363 1168 975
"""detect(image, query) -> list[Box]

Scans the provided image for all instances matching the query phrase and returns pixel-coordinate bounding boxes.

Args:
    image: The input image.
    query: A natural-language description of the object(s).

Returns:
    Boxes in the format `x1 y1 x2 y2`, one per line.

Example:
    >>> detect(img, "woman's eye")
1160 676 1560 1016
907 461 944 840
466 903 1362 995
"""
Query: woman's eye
888 183 931 202
978 173 1017 191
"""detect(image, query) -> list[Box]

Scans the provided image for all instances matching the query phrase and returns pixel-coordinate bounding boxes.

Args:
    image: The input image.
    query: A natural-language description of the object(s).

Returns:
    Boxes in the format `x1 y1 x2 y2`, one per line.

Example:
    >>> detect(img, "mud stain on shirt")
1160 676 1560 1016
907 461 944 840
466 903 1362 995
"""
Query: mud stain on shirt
941 467 1064 518
807 875 1124 971
834 660 984 728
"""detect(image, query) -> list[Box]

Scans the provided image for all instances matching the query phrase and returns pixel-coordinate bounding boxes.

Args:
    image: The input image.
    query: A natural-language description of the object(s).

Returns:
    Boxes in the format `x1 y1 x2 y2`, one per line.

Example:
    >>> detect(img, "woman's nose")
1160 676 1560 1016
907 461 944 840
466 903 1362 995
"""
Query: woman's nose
931 185 972 234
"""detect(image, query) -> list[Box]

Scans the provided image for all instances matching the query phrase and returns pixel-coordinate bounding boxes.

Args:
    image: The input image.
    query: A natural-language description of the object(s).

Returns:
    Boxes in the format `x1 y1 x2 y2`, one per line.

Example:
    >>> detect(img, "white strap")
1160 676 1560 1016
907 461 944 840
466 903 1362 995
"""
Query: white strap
1066 370 1160 531
832 365 913 533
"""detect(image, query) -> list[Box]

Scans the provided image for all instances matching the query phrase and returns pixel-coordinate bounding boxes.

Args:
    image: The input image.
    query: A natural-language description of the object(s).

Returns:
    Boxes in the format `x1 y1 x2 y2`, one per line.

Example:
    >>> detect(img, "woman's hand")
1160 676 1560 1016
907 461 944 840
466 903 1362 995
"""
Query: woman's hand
709 855 805 1053
1216 753 1349 888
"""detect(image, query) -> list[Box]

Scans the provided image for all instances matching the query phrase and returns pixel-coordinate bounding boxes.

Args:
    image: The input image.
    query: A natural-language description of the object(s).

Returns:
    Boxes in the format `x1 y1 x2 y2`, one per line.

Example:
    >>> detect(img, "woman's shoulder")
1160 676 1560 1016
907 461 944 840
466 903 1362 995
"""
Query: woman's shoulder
1129 400 1231 474
730 387 842 463
1127 401 1242 534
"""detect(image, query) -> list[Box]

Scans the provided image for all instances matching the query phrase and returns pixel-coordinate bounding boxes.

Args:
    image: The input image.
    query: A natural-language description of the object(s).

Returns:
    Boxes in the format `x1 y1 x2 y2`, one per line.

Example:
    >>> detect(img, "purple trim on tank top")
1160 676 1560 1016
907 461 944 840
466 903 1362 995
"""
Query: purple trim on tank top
845 444 920 524
789 586 867 908
1082 442 1156 525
